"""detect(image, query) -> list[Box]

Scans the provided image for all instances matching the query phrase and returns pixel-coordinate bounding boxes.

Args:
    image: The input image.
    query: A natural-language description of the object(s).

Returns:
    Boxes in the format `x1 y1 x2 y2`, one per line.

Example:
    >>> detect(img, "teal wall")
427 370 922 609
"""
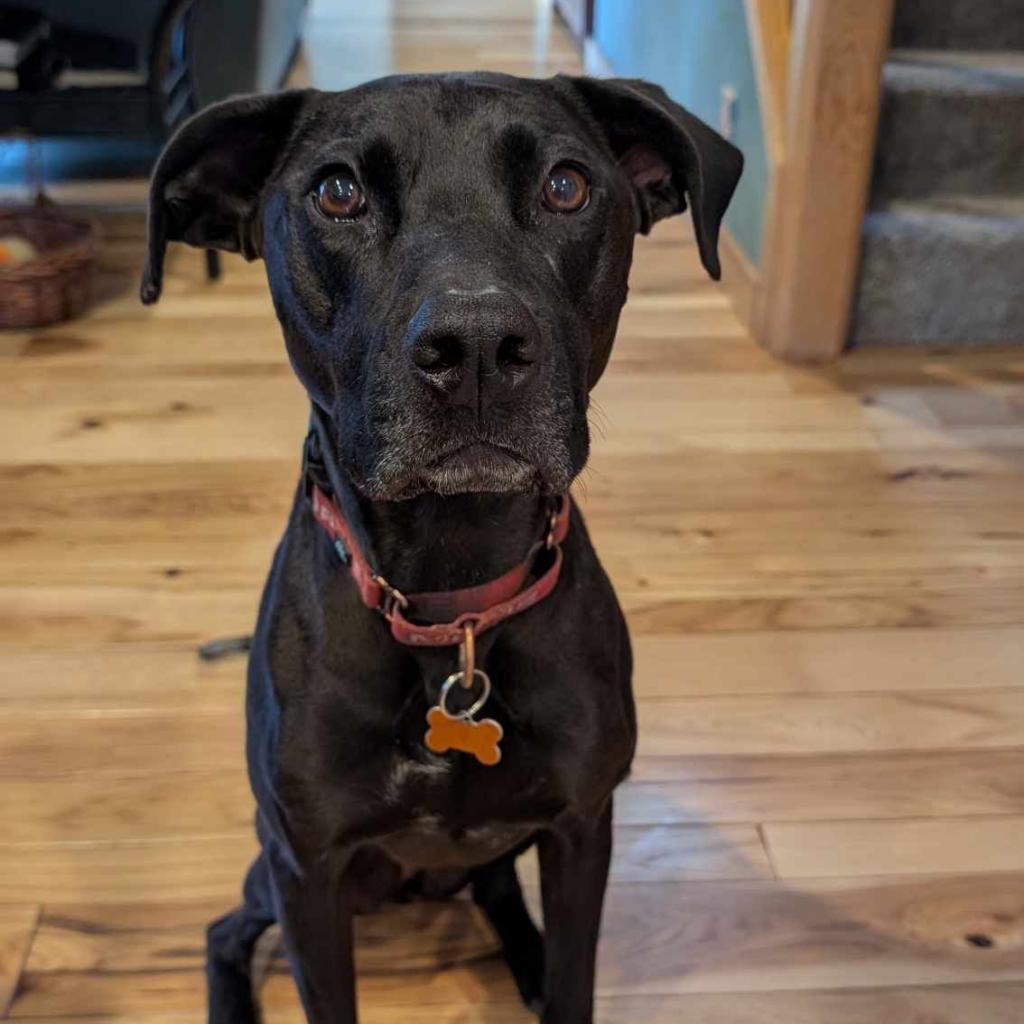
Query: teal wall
592 0 767 266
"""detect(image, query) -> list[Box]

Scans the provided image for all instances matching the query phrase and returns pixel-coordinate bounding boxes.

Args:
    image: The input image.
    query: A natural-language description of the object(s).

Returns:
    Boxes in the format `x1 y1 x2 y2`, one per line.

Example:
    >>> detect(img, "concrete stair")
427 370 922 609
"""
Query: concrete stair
851 7 1024 346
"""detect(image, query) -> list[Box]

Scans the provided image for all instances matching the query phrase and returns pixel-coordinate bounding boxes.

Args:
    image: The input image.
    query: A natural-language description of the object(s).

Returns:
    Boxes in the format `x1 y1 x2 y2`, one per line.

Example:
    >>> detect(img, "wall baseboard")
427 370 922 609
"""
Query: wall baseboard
718 227 760 330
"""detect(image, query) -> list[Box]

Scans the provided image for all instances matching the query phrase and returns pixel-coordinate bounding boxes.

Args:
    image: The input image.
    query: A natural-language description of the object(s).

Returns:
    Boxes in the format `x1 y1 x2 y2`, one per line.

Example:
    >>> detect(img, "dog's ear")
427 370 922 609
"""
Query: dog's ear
140 89 310 304
560 76 743 280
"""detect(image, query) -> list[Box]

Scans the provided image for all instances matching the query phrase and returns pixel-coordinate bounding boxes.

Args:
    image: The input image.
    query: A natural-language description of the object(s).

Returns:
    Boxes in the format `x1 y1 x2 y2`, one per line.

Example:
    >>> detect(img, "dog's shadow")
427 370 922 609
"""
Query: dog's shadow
249 817 1023 1022
254 895 529 1022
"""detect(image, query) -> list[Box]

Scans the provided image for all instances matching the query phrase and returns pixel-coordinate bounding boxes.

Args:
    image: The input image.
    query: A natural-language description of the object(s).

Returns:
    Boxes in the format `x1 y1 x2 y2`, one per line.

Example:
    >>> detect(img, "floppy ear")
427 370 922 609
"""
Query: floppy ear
560 76 744 280
140 89 310 304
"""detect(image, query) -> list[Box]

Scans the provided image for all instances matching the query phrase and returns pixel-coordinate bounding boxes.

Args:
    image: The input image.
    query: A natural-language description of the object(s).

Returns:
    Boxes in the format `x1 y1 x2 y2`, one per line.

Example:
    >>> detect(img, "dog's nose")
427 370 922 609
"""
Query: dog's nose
405 290 540 409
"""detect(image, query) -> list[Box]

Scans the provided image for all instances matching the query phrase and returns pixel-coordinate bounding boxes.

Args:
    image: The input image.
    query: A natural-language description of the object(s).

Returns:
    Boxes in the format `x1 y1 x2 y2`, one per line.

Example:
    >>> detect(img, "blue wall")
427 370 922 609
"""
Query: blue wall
592 0 767 266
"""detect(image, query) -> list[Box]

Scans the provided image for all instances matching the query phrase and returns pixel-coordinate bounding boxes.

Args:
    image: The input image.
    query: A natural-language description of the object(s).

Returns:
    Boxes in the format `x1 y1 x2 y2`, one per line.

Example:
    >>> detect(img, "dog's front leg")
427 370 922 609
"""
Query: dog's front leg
537 801 613 1024
270 847 358 1024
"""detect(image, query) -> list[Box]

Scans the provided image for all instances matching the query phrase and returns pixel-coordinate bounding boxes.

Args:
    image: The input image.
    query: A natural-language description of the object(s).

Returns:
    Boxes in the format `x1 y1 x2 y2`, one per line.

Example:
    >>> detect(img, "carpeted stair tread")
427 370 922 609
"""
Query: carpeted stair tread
852 196 1024 345
872 50 1024 203
892 0 1024 52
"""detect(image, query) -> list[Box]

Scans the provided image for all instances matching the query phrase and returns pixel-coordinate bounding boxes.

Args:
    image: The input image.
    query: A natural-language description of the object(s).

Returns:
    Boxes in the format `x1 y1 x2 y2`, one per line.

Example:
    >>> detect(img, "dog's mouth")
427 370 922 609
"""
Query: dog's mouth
419 442 540 496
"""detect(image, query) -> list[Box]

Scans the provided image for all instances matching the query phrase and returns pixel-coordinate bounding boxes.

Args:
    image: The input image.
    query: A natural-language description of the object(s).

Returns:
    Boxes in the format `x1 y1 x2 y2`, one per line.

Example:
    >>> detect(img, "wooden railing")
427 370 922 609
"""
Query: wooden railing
744 0 895 361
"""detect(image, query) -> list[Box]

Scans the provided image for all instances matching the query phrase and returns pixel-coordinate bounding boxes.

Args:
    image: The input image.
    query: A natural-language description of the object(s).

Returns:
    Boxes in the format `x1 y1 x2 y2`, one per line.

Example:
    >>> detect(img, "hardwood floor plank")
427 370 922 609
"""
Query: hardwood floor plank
0 374 307 467
765 816 1024 878
0 771 253 842
584 446 1024 513
0 823 769 902
0 461 294 524
0 646 243 710
0 835 257 904
0 586 260 649
636 691 1024 756
12 506 1024 592
0 708 244 778
24 900 498 977
0 316 291 370
622 585 1024 633
3 690 1020 782
14 985 1024 1023
623 748 1024 821
2 624 1020 712
13 874 1024 1018
517 825 773 884
0 905 39 1017
632 627 1024 697
6 747 1023 847
5 583 1024 650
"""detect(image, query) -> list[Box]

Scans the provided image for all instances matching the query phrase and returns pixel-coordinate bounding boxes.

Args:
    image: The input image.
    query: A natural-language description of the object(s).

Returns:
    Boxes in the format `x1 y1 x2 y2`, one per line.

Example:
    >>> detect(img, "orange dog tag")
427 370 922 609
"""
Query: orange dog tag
424 706 504 766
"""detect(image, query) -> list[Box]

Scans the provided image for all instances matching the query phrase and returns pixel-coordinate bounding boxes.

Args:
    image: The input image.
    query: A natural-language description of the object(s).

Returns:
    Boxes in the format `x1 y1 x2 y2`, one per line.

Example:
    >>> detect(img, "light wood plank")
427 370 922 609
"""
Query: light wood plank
0 824 769 903
637 691 1024 756
0 835 257 904
766 816 1024 878
5 690 1019 782
7 581 1024 651
623 748 1024 822
0 708 245 778
13 500 1024 591
13 986 1024 1023
0 646 243 710
623 585 1024 634
0 905 39 1017
633 628 1024 697
24 899 498 976
518 825 773 884
14 875 1024 1018
0 586 259 649
6 748 1024 847
3 686 1021 787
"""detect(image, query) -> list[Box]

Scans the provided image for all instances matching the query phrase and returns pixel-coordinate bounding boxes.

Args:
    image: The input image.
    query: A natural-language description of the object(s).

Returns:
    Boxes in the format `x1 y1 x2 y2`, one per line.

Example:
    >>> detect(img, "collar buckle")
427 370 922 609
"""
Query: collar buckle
374 575 409 620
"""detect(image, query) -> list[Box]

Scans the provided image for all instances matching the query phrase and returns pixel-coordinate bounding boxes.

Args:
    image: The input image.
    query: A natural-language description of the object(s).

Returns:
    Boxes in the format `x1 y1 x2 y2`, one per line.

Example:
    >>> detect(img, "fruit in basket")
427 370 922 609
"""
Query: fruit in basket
0 235 39 268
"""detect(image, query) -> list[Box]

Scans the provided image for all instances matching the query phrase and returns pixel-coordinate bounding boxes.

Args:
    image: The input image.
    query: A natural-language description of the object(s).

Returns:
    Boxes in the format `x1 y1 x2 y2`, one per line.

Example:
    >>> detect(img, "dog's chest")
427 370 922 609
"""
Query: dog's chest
366 744 562 869
375 814 535 870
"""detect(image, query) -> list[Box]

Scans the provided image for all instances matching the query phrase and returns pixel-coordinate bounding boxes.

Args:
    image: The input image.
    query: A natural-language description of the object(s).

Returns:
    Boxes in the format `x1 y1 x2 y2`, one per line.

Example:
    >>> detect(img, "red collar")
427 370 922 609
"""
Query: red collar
309 484 570 647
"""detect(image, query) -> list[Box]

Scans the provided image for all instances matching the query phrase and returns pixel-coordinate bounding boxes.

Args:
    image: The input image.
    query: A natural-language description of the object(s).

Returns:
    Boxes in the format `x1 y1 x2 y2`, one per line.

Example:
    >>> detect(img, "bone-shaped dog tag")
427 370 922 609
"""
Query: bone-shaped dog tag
424 706 504 766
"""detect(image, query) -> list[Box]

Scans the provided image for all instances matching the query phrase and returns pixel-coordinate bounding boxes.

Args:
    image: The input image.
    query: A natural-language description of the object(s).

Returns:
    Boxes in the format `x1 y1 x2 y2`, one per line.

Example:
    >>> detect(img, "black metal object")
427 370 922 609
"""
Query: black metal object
205 247 221 281
1 1 305 283
0 0 198 137
197 634 252 661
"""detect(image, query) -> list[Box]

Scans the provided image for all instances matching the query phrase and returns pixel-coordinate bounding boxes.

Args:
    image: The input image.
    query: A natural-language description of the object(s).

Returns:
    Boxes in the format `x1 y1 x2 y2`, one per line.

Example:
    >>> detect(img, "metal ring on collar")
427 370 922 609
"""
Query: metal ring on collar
439 669 491 720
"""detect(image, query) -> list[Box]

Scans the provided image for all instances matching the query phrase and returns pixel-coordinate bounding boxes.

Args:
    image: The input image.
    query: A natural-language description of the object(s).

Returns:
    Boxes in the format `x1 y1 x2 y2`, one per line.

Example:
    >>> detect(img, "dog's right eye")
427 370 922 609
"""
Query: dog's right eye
542 163 590 214
314 172 366 220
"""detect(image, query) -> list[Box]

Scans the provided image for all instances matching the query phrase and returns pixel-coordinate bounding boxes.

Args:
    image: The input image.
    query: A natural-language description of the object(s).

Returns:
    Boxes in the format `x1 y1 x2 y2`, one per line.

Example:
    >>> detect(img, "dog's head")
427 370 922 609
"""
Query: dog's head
142 73 742 499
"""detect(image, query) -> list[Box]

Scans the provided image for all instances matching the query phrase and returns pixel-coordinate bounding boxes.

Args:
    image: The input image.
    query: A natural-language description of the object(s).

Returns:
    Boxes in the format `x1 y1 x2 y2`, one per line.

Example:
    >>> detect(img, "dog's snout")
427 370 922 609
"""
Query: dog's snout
405 290 540 409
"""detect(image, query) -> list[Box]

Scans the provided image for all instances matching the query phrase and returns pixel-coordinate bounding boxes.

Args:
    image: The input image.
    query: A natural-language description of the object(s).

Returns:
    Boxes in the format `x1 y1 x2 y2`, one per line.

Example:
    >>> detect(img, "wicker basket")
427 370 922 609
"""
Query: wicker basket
0 200 98 329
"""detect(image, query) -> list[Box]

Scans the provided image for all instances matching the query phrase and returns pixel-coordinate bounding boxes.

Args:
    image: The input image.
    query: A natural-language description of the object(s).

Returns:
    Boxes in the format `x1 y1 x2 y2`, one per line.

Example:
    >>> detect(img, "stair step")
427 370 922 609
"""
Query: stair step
851 196 1024 345
892 0 1024 51
872 51 1024 202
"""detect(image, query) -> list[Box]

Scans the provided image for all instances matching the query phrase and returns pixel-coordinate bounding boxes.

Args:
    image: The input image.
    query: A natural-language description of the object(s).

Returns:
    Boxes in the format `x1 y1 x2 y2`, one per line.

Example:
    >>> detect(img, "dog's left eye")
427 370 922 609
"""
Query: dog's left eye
542 163 590 214
315 172 366 220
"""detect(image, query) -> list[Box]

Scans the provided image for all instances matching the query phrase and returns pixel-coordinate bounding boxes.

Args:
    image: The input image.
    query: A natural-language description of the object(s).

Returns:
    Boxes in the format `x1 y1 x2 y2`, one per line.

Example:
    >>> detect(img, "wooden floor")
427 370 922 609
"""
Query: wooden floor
3 2 1024 1021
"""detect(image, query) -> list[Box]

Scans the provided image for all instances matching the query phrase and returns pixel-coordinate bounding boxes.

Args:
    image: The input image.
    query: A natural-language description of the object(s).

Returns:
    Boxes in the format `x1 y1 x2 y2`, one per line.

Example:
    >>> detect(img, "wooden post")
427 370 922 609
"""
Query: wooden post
756 0 894 362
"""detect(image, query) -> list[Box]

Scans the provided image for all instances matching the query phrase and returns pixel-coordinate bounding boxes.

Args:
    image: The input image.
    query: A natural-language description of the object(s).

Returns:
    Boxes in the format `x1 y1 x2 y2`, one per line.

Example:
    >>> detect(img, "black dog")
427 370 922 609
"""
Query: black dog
141 72 741 1024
